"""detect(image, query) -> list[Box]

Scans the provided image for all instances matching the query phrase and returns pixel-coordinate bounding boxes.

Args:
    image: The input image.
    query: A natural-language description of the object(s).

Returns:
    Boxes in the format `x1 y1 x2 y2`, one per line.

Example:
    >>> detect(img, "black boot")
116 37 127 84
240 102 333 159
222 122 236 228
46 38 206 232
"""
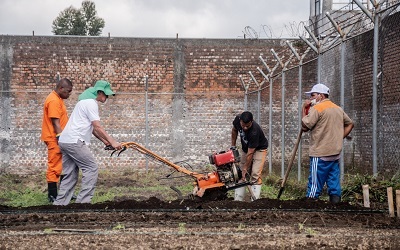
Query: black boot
48 182 58 202
329 195 341 204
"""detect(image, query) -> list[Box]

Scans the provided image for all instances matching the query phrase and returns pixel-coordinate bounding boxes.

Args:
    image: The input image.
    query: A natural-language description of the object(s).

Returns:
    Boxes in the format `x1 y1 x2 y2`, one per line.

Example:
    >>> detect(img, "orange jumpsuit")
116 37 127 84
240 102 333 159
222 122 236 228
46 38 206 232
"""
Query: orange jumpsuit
41 91 68 183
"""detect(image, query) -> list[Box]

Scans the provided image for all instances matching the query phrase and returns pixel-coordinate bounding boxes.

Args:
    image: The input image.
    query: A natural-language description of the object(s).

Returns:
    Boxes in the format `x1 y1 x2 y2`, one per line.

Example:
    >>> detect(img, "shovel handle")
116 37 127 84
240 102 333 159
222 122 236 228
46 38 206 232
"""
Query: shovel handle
280 130 303 189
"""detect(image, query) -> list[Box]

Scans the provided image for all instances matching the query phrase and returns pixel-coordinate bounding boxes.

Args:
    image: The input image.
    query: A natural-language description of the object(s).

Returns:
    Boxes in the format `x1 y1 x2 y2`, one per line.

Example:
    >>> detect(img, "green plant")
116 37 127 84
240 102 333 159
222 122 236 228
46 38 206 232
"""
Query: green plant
341 173 400 203
43 228 53 233
262 174 307 200
178 222 186 234
305 227 316 236
112 223 125 230
298 220 316 236
0 173 50 207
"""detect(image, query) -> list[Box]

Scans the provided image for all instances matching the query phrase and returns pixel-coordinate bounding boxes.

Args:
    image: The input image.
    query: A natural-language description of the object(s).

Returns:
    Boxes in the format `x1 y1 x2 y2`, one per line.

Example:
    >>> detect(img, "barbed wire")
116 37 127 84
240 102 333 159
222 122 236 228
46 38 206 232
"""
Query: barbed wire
304 1 400 52
242 20 308 39
242 0 400 41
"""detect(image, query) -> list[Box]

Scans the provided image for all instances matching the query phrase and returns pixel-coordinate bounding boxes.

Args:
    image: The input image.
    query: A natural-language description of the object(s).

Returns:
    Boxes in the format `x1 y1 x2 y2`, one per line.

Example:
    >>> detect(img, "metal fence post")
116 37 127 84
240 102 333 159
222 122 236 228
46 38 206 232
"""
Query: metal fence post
326 11 347 182
239 75 249 110
249 71 264 124
353 0 379 175
258 56 273 174
286 40 307 182
144 75 149 173
271 49 286 178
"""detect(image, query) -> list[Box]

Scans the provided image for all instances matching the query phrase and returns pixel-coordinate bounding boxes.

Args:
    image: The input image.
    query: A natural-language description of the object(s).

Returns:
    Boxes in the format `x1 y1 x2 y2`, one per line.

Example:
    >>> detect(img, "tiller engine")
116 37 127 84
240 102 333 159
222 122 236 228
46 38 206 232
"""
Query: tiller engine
107 142 250 199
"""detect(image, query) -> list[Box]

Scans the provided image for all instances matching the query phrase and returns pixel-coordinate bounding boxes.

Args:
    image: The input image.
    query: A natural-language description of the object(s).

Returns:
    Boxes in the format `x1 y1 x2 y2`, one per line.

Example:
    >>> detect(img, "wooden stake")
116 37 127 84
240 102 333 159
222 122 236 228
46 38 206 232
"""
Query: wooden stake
396 190 400 219
387 187 395 217
362 184 370 208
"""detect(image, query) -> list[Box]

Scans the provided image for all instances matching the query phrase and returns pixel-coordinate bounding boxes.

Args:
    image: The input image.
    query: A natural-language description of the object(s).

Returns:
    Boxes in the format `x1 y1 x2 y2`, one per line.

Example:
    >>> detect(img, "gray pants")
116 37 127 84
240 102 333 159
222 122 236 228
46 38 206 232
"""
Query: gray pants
53 140 98 206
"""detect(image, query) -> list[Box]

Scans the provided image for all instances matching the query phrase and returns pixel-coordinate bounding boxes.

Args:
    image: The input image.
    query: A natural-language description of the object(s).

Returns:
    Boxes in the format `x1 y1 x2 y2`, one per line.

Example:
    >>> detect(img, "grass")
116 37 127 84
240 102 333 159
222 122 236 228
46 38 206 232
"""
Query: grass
0 169 398 208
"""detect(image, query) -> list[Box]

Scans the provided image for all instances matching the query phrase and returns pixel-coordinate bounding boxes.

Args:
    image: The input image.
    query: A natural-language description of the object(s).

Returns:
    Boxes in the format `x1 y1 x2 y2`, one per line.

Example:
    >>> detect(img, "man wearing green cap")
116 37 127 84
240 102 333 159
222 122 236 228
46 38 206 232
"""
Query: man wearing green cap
53 80 122 205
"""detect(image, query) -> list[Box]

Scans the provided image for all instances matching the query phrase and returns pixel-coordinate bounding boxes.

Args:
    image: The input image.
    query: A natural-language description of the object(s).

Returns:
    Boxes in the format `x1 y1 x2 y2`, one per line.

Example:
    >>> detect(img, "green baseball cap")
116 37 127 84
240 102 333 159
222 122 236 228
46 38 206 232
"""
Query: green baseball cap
79 80 115 100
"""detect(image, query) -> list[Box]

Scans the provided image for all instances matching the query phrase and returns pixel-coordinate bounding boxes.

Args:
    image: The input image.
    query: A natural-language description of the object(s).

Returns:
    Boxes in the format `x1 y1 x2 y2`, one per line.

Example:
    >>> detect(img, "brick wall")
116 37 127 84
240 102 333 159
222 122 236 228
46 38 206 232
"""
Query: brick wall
0 36 301 175
1 11 400 178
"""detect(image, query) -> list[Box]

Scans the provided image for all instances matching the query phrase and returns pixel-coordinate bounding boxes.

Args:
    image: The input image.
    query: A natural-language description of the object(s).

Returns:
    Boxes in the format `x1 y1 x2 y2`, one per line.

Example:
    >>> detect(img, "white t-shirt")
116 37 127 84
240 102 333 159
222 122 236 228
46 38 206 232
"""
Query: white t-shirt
59 99 100 145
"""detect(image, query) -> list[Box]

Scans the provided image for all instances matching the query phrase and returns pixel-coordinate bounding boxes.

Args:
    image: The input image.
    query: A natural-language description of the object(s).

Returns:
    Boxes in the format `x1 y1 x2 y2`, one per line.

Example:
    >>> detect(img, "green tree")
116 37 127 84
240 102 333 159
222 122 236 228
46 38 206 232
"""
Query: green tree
52 1 105 36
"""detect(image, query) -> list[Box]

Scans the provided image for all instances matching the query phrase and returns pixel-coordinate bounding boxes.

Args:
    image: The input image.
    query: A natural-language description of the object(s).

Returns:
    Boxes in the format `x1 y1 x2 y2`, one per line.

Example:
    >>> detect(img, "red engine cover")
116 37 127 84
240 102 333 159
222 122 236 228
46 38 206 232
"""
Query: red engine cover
213 150 235 166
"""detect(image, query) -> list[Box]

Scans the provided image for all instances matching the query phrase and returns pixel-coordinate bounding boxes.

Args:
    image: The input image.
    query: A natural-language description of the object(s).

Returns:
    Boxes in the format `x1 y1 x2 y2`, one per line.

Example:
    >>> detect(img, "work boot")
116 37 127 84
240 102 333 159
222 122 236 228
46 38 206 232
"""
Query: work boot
47 182 58 202
234 187 246 201
329 195 341 204
250 185 262 201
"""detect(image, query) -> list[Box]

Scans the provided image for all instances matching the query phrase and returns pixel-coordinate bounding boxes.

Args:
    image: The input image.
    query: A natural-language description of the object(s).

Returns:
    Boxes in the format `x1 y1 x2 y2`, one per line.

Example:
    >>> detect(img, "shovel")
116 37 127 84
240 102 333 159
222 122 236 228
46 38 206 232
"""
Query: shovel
277 129 303 199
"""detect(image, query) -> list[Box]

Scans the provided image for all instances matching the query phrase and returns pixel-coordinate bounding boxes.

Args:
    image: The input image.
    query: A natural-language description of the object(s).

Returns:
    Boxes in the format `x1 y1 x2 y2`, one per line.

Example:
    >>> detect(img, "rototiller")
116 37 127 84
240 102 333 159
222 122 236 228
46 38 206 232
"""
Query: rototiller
106 142 251 199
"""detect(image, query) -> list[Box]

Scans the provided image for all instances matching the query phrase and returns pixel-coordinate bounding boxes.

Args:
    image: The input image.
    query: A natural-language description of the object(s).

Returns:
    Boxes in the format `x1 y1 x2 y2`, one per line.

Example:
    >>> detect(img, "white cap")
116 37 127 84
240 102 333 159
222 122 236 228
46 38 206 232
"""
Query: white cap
305 83 330 95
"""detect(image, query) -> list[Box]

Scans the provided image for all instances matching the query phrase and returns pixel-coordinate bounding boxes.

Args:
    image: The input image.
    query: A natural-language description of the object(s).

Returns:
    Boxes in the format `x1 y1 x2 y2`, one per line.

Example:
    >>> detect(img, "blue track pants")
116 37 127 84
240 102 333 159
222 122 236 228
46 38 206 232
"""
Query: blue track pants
306 157 341 199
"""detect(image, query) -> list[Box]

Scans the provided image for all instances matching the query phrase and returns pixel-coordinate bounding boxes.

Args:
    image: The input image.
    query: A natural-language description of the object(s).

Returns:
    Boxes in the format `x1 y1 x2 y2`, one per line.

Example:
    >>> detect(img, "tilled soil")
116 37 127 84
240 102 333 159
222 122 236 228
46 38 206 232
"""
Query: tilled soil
1 197 399 249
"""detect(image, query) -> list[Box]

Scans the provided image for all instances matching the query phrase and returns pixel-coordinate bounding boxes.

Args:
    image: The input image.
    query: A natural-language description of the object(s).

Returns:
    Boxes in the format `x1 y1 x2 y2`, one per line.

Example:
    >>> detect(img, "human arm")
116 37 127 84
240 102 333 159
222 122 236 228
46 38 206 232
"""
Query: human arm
343 122 354 139
302 99 311 117
51 118 62 134
301 103 319 133
91 120 122 150
231 127 238 147
301 121 310 132
241 148 255 181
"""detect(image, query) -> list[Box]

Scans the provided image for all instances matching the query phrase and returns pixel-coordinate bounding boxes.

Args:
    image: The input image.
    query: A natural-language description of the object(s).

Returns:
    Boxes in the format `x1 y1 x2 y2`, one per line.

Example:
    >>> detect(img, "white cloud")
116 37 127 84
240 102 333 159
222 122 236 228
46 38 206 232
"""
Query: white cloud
0 0 309 38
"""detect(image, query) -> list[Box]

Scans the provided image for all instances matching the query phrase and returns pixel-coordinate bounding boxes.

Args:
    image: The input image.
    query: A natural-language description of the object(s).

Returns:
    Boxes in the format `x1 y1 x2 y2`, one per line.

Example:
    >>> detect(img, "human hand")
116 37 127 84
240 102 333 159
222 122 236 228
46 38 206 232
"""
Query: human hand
111 142 123 151
241 169 248 181
302 100 311 115
303 99 312 108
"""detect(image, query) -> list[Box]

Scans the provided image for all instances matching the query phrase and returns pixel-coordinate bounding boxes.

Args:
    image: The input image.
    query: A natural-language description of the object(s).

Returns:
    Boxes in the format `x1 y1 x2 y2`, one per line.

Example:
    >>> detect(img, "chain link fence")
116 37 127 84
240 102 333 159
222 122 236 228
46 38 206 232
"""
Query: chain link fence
241 1 400 180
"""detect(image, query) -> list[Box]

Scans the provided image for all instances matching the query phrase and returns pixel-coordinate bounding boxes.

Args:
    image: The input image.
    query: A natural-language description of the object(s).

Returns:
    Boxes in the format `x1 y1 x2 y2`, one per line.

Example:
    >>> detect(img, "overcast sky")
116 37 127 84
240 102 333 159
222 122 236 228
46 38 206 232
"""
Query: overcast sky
0 0 310 39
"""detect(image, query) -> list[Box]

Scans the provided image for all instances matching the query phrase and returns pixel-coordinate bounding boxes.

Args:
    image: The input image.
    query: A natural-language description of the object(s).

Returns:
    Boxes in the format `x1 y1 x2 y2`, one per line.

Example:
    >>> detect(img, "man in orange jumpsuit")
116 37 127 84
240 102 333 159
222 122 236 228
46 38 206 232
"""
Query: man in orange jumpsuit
41 78 73 202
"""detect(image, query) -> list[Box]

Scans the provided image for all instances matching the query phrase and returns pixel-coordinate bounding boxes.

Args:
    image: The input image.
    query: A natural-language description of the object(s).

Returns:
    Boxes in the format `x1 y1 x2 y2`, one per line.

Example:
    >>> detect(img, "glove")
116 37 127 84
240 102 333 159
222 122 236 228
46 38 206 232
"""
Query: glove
104 145 115 150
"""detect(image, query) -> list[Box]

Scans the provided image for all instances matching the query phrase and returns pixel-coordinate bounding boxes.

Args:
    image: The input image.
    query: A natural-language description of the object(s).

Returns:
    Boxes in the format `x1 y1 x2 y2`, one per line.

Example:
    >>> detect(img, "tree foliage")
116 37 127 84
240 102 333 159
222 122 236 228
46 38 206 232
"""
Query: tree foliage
52 1 105 36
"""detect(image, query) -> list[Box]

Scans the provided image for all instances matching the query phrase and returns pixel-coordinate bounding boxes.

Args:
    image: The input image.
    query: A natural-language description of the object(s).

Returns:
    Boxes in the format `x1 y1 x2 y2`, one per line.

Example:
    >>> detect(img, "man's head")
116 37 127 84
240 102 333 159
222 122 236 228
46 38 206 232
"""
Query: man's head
55 78 73 99
78 80 115 101
94 80 115 103
305 83 329 105
239 111 253 131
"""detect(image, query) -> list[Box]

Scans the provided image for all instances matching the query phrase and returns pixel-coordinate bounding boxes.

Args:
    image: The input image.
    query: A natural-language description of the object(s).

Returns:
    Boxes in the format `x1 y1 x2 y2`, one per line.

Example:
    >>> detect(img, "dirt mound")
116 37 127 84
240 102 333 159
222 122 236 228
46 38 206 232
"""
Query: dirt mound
0 197 375 212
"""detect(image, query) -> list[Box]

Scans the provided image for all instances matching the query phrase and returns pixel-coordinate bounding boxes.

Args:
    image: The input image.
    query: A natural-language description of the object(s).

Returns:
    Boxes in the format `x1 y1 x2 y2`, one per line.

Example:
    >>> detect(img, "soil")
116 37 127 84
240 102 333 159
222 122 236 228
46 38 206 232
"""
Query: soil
1 196 400 249
1 170 399 249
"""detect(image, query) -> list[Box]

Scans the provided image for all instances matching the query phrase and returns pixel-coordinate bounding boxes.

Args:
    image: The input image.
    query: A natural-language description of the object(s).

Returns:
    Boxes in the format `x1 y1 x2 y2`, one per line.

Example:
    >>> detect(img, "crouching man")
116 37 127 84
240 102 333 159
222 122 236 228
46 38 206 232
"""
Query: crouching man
231 111 268 201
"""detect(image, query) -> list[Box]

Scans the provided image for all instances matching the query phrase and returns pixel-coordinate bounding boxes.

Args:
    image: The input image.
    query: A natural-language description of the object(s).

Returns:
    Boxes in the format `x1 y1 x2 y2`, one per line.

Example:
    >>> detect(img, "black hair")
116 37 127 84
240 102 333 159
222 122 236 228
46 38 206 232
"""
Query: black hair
57 78 73 88
240 111 253 123
97 90 107 96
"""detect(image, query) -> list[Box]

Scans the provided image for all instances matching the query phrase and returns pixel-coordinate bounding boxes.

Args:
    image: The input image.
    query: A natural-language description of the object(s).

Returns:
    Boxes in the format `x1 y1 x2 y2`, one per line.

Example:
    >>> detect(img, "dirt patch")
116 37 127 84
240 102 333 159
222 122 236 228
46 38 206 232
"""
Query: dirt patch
1 171 399 249
1 197 400 249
